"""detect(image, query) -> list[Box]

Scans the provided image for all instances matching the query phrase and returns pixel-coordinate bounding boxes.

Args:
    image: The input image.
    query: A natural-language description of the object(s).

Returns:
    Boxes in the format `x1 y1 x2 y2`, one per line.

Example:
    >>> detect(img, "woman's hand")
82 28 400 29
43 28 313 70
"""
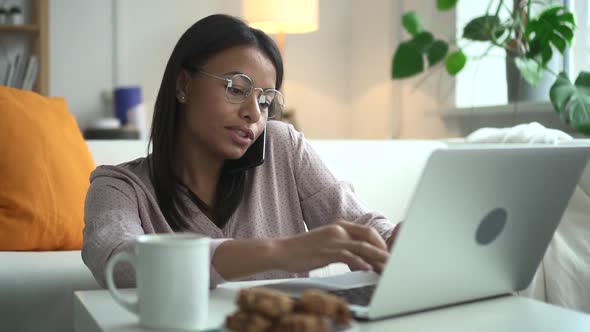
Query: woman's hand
273 220 390 274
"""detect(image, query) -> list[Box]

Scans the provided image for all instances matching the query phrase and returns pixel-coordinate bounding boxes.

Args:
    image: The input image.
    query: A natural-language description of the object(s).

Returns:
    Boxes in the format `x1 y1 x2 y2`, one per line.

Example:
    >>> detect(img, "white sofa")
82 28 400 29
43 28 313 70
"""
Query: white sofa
1 138 588 332
0 139 444 332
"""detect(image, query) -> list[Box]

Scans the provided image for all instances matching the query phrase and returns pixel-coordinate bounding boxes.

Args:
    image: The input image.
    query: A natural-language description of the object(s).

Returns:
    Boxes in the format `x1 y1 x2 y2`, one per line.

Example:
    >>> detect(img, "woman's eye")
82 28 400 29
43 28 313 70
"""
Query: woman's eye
228 86 246 96
258 101 271 110
258 95 273 110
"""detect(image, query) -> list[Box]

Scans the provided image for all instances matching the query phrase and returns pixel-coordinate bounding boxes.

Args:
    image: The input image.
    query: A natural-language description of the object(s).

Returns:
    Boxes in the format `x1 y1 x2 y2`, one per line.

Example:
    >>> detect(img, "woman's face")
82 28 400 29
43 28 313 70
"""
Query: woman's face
176 45 277 161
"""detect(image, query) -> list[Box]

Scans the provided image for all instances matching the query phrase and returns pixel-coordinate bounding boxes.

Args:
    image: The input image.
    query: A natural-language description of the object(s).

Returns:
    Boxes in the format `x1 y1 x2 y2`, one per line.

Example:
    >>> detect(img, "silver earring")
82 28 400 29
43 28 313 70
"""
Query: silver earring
179 95 185 102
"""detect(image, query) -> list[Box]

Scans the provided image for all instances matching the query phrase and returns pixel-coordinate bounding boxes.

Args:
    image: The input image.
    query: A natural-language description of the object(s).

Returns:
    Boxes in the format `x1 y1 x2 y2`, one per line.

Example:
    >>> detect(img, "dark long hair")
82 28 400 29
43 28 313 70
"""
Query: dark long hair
149 14 284 231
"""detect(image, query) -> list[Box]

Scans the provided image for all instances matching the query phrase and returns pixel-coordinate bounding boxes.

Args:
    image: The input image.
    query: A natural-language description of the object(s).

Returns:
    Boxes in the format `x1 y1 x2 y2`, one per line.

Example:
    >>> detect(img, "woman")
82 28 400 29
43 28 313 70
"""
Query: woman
82 14 399 288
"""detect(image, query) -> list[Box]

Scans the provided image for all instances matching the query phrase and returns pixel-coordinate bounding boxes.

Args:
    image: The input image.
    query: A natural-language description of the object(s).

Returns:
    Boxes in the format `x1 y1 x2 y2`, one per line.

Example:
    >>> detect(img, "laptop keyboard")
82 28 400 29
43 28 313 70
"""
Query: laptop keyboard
328 285 376 307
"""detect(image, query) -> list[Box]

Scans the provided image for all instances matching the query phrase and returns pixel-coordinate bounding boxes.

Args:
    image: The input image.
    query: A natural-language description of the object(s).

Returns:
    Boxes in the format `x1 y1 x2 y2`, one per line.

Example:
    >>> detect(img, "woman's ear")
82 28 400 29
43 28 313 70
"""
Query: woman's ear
176 70 191 103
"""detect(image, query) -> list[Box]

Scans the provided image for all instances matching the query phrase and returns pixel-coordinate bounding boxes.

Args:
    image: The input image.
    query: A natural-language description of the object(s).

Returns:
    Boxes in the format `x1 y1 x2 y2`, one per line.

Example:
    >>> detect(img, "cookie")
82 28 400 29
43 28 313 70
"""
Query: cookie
296 289 351 324
237 287 295 318
269 313 329 332
225 311 272 332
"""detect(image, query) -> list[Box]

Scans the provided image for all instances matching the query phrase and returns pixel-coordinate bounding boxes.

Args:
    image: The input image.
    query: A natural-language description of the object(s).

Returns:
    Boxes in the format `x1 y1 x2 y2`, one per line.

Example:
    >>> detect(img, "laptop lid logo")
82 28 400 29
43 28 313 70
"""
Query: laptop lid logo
476 208 507 245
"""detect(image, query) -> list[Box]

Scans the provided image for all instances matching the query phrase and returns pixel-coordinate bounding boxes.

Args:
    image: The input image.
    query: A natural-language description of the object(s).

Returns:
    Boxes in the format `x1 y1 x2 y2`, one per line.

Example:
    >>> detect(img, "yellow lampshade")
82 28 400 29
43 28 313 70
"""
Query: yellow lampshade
243 0 319 34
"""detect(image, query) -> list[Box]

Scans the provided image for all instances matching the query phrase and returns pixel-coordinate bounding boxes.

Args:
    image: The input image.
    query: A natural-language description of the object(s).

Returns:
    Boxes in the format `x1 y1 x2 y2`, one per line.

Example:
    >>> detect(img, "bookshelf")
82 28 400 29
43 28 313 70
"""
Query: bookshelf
0 0 48 95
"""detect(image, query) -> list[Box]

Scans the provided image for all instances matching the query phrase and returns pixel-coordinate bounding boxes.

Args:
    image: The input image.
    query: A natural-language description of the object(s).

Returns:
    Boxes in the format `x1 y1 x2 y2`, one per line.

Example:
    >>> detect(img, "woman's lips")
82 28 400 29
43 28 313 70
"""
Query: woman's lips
226 127 254 146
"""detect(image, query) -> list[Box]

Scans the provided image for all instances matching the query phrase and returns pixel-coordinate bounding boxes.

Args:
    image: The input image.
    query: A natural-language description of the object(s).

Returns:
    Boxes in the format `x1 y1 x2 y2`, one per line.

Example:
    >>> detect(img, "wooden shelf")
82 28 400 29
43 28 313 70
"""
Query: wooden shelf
1 0 48 95
0 24 39 33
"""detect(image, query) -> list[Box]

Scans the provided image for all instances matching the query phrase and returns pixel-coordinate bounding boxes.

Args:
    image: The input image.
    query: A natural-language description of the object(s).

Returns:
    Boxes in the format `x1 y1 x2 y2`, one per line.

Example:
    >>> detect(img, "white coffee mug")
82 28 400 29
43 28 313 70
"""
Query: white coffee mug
105 233 210 330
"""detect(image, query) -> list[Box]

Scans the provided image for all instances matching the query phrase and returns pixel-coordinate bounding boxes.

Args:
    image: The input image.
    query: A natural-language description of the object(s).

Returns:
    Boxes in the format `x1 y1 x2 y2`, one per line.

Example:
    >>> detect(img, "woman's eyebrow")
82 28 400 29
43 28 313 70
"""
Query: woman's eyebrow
222 71 242 76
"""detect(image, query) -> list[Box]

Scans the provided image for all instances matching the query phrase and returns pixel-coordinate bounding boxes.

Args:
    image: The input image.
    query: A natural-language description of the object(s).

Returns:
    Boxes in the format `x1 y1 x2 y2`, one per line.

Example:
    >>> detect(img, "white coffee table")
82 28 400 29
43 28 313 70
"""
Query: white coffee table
74 280 590 332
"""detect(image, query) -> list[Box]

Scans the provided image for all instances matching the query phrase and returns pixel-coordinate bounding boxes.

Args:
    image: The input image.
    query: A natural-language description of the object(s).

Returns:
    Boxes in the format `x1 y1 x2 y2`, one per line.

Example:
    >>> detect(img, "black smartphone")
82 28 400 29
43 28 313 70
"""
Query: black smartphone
225 128 266 173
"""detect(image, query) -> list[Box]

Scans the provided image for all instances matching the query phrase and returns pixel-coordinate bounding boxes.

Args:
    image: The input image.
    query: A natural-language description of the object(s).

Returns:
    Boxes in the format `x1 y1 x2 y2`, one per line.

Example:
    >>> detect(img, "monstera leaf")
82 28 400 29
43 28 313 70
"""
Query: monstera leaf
526 5 576 65
514 57 543 86
550 72 590 135
463 15 506 41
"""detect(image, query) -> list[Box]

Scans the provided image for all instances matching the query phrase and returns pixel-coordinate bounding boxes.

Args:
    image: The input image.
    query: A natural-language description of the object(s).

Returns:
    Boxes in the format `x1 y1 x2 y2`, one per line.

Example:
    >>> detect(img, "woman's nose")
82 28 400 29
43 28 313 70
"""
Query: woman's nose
239 93 262 122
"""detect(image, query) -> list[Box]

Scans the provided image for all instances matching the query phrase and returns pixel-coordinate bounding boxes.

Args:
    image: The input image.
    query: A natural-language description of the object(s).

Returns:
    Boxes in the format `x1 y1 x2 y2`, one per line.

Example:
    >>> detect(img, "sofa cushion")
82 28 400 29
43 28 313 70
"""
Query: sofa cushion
0 87 95 250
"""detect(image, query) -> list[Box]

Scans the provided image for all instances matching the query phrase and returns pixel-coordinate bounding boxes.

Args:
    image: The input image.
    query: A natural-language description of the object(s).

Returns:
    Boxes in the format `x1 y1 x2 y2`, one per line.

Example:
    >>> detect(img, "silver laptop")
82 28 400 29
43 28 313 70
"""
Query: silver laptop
267 145 590 320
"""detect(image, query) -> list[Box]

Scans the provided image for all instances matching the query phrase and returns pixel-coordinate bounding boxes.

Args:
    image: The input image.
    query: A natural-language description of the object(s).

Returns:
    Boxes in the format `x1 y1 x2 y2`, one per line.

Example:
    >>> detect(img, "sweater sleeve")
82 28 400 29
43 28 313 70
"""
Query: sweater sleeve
287 126 397 240
81 175 228 289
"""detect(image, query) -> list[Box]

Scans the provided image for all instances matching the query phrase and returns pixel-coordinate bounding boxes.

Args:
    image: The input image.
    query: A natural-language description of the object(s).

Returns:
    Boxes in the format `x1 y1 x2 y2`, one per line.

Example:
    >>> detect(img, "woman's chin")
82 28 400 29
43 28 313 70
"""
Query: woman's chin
223 147 248 160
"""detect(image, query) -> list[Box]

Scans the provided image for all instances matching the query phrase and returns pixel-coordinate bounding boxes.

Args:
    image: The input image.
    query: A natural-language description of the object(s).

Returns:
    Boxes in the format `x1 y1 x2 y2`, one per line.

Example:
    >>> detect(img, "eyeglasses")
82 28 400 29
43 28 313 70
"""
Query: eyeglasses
183 65 285 119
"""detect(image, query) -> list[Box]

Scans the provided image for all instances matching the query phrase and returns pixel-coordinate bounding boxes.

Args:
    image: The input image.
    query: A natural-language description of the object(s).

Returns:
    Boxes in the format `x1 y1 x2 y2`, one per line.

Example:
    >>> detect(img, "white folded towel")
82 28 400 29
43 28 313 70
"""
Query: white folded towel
466 122 573 144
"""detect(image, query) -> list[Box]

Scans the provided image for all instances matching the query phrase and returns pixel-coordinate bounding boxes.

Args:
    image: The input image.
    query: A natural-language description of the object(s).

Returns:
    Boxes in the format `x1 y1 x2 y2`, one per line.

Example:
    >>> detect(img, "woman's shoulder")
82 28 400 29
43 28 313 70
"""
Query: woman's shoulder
90 156 151 189
265 120 304 147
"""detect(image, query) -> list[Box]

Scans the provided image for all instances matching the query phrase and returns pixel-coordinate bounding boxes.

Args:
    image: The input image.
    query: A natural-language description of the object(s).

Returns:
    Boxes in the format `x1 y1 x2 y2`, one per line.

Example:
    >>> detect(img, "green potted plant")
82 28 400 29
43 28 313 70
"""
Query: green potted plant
391 0 590 135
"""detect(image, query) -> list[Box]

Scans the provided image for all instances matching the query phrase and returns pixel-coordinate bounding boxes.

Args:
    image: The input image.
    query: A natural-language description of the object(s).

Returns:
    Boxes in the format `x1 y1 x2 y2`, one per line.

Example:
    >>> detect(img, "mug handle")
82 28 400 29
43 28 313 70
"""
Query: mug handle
105 251 139 314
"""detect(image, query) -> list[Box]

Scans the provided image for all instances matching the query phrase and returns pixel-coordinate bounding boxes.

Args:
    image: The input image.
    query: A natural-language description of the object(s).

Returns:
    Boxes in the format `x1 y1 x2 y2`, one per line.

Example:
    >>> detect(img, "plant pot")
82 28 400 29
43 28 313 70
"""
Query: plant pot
8 13 24 25
505 53 561 103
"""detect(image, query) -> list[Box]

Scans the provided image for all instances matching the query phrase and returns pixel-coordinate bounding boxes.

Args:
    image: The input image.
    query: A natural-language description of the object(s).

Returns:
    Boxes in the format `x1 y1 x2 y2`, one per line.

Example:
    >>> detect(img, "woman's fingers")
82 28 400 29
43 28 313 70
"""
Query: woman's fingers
335 220 387 251
277 222 391 274
328 249 372 271
373 262 385 274
326 222 389 272
386 222 403 251
339 240 389 263
336 239 389 272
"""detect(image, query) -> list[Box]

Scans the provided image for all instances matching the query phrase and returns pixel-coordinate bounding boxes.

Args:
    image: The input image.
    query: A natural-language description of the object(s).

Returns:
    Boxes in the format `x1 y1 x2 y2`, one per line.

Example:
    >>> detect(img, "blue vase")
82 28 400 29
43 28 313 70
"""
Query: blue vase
114 86 142 125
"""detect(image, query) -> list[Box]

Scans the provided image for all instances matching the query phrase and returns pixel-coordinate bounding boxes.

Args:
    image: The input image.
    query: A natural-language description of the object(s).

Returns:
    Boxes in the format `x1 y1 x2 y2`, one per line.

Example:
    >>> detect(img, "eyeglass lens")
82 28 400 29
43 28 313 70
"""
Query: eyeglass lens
225 74 284 118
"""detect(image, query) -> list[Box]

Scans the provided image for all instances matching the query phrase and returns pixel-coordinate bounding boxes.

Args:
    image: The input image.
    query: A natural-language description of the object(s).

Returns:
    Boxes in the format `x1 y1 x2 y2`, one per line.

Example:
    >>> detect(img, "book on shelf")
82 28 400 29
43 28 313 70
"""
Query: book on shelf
1 54 39 90
3 62 15 86
11 54 24 87
22 55 39 90
2 54 20 87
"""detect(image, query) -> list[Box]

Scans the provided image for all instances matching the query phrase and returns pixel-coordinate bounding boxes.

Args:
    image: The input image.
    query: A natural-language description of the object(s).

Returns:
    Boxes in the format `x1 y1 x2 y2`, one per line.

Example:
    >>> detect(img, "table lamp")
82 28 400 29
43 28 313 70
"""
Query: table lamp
242 0 318 129
242 0 319 54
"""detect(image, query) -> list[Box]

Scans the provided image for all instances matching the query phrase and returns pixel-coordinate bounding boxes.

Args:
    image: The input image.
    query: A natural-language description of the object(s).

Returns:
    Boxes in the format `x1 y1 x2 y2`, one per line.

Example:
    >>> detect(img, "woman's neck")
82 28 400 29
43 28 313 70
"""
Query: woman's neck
174 135 223 208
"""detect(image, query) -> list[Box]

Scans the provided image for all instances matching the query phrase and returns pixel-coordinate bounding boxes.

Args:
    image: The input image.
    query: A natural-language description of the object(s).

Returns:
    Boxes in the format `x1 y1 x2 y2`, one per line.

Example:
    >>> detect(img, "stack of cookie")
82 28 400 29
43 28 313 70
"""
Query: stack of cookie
225 287 352 332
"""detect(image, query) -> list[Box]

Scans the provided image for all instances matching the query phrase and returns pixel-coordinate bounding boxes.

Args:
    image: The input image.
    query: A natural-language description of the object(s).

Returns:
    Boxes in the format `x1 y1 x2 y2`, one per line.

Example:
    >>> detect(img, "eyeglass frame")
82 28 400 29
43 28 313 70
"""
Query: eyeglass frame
182 64 286 119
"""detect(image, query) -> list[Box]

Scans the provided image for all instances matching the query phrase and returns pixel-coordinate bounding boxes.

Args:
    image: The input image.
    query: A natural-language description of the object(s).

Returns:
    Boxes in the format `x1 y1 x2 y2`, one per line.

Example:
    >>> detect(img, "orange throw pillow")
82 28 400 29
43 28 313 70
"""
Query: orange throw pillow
0 87 96 250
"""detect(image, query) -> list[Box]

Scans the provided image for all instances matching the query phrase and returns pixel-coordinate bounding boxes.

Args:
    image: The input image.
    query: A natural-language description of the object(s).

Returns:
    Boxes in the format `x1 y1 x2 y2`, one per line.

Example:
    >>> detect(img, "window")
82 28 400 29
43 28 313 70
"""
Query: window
454 0 567 109
455 1 509 108
568 0 589 78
